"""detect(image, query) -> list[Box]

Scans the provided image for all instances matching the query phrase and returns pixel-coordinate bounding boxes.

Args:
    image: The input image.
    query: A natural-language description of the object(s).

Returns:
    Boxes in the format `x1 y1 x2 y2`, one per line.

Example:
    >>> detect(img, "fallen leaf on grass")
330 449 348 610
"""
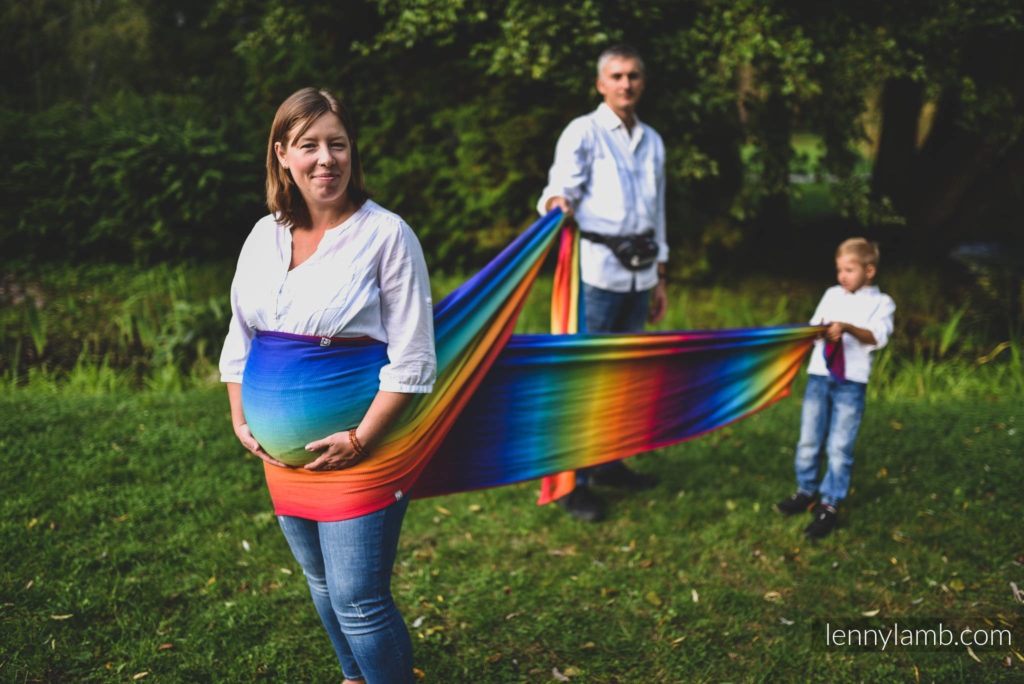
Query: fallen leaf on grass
579 642 596 650
132 673 148 680
691 589 699 603
949 579 965 592
49 614 73 620
861 609 880 617
645 591 662 606
763 591 782 603
157 643 173 651
966 645 981 663
779 617 794 625
469 504 482 513
552 667 570 681
413 667 426 679
671 636 686 645
435 506 451 516
1011 648 1024 663
485 653 501 664
1010 582 1023 604
890 420 902 430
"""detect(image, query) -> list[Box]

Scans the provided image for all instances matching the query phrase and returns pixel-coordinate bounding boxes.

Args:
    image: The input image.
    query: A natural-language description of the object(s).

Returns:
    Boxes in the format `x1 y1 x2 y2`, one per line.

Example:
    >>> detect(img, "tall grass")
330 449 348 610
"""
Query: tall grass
1 264 229 392
2 263 1021 398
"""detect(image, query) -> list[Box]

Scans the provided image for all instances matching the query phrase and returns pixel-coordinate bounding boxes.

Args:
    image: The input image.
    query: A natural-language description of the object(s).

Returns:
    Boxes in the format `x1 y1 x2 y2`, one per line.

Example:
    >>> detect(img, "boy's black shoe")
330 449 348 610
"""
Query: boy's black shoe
773 491 815 516
803 504 838 540
557 486 606 522
586 462 659 491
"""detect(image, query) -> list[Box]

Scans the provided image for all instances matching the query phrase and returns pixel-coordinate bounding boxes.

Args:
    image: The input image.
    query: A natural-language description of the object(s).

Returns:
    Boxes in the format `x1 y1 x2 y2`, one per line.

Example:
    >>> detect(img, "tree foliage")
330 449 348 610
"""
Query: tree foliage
1 0 1021 269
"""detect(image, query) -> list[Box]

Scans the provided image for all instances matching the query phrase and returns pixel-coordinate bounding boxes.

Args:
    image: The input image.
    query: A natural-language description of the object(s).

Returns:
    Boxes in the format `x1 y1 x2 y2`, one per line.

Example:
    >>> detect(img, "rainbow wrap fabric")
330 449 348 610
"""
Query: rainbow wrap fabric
241 210 821 521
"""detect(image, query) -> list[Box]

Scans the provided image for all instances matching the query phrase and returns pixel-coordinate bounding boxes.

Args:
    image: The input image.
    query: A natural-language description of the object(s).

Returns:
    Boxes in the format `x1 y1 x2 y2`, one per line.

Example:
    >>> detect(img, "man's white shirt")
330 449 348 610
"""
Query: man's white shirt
538 103 666 292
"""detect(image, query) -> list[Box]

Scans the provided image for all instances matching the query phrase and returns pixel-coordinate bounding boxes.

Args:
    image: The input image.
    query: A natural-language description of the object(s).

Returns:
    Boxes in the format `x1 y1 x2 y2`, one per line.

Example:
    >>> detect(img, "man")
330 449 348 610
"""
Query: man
537 45 669 522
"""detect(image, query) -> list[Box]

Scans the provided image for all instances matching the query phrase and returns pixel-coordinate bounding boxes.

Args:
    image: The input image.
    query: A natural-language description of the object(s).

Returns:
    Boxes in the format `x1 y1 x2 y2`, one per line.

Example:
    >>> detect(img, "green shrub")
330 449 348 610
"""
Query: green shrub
2 94 264 265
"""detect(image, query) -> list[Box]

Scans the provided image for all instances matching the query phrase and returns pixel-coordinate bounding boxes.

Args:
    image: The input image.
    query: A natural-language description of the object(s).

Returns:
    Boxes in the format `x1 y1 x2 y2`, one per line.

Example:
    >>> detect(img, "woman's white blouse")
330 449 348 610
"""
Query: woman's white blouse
219 200 436 393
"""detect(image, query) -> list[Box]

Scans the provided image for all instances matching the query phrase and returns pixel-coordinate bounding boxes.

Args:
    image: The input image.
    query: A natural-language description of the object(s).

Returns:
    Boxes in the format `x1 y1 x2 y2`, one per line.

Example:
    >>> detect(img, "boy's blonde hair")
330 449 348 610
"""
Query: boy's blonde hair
836 237 880 269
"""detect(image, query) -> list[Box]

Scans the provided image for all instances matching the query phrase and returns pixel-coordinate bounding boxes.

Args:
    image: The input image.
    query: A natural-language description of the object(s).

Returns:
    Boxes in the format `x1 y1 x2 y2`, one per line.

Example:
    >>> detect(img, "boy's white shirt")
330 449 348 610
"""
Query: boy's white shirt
806 284 895 383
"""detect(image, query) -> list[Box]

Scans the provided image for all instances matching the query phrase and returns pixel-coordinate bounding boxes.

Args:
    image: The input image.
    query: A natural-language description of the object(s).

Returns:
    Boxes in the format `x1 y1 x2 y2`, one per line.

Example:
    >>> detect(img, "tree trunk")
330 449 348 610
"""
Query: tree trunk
870 77 922 212
756 87 792 250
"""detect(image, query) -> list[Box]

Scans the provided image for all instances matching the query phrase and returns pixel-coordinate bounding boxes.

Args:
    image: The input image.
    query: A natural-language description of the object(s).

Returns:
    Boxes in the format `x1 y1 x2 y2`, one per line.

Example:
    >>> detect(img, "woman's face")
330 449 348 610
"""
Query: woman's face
275 112 352 214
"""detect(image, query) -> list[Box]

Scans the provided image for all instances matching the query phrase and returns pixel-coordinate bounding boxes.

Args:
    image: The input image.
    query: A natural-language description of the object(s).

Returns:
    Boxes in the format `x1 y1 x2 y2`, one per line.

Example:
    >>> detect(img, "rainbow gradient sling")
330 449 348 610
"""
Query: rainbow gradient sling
241 210 821 520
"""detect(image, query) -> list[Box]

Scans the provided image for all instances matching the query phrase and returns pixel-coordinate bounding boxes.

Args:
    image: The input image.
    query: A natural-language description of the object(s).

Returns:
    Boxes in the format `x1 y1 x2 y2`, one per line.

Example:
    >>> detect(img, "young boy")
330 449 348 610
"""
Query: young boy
774 238 896 539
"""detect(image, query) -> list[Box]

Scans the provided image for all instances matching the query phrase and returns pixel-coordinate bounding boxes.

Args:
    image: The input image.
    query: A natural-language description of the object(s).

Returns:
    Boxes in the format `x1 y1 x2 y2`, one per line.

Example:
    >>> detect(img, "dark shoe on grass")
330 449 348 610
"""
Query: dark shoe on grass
773 491 815 517
803 503 838 540
557 486 606 522
586 462 659 491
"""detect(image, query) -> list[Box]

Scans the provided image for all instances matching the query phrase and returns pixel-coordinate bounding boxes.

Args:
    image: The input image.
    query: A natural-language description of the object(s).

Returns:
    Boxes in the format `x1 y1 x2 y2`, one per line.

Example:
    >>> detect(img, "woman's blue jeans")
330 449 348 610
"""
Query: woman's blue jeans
794 373 866 507
277 495 413 684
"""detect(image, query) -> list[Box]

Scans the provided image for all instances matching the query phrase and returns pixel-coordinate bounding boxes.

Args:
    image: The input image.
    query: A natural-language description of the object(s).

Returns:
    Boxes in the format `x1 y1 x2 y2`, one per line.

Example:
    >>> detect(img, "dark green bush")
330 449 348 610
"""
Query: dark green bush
2 94 265 265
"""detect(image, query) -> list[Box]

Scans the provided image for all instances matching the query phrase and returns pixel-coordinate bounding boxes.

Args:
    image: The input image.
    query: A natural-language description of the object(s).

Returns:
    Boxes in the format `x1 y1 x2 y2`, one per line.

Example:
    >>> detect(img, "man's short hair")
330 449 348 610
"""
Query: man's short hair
597 45 645 79
836 238 881 269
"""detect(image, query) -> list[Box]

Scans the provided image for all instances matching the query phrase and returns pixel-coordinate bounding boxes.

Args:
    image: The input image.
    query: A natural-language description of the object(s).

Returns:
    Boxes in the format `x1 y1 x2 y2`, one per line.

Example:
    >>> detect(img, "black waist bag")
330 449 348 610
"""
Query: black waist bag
579 230 659 271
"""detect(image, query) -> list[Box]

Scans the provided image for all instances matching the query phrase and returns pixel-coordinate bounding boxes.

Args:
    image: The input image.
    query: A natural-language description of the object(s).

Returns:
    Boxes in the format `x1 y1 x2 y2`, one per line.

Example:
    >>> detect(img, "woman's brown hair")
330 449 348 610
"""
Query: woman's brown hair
265 88 370 228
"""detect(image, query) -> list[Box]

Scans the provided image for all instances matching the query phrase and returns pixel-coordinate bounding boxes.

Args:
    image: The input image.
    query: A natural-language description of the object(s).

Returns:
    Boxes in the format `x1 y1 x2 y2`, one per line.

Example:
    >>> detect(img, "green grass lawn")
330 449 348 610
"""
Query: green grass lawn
1 385 1020 682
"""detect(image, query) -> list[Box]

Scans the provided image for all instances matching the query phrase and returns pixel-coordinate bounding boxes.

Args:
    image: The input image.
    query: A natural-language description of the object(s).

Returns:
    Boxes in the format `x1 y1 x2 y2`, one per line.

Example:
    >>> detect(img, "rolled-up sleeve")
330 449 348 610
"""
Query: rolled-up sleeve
865 294 896 350
377 222 436 393
218 274 254 384
654 133 667 263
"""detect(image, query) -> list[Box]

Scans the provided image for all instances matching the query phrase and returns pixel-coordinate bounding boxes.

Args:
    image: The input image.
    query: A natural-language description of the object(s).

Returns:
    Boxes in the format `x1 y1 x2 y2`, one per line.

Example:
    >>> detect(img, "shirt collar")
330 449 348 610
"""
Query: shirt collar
596 103 645 149
596 102 642 131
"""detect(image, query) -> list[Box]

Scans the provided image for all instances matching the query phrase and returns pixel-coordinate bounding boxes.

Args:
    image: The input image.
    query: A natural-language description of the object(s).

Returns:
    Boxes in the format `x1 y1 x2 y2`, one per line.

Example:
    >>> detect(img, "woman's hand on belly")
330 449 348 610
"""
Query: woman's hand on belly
303 431 366 471
234 422 292 469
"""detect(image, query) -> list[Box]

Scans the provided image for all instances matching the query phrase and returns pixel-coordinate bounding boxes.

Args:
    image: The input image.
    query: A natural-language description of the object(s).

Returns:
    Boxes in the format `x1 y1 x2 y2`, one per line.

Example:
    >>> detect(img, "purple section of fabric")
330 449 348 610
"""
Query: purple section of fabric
824 339 846 382
256 330 381 347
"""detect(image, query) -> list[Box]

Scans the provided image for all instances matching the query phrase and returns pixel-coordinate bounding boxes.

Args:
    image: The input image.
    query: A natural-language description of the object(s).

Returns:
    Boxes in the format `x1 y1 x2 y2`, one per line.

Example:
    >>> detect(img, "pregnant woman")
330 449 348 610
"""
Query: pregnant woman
219 87 435 684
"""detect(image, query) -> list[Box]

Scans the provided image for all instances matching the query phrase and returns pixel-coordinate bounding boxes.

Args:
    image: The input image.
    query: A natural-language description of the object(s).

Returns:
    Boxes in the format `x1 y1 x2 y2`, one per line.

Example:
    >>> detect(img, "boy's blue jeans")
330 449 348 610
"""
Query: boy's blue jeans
794 374 866 507
277 495 414 684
